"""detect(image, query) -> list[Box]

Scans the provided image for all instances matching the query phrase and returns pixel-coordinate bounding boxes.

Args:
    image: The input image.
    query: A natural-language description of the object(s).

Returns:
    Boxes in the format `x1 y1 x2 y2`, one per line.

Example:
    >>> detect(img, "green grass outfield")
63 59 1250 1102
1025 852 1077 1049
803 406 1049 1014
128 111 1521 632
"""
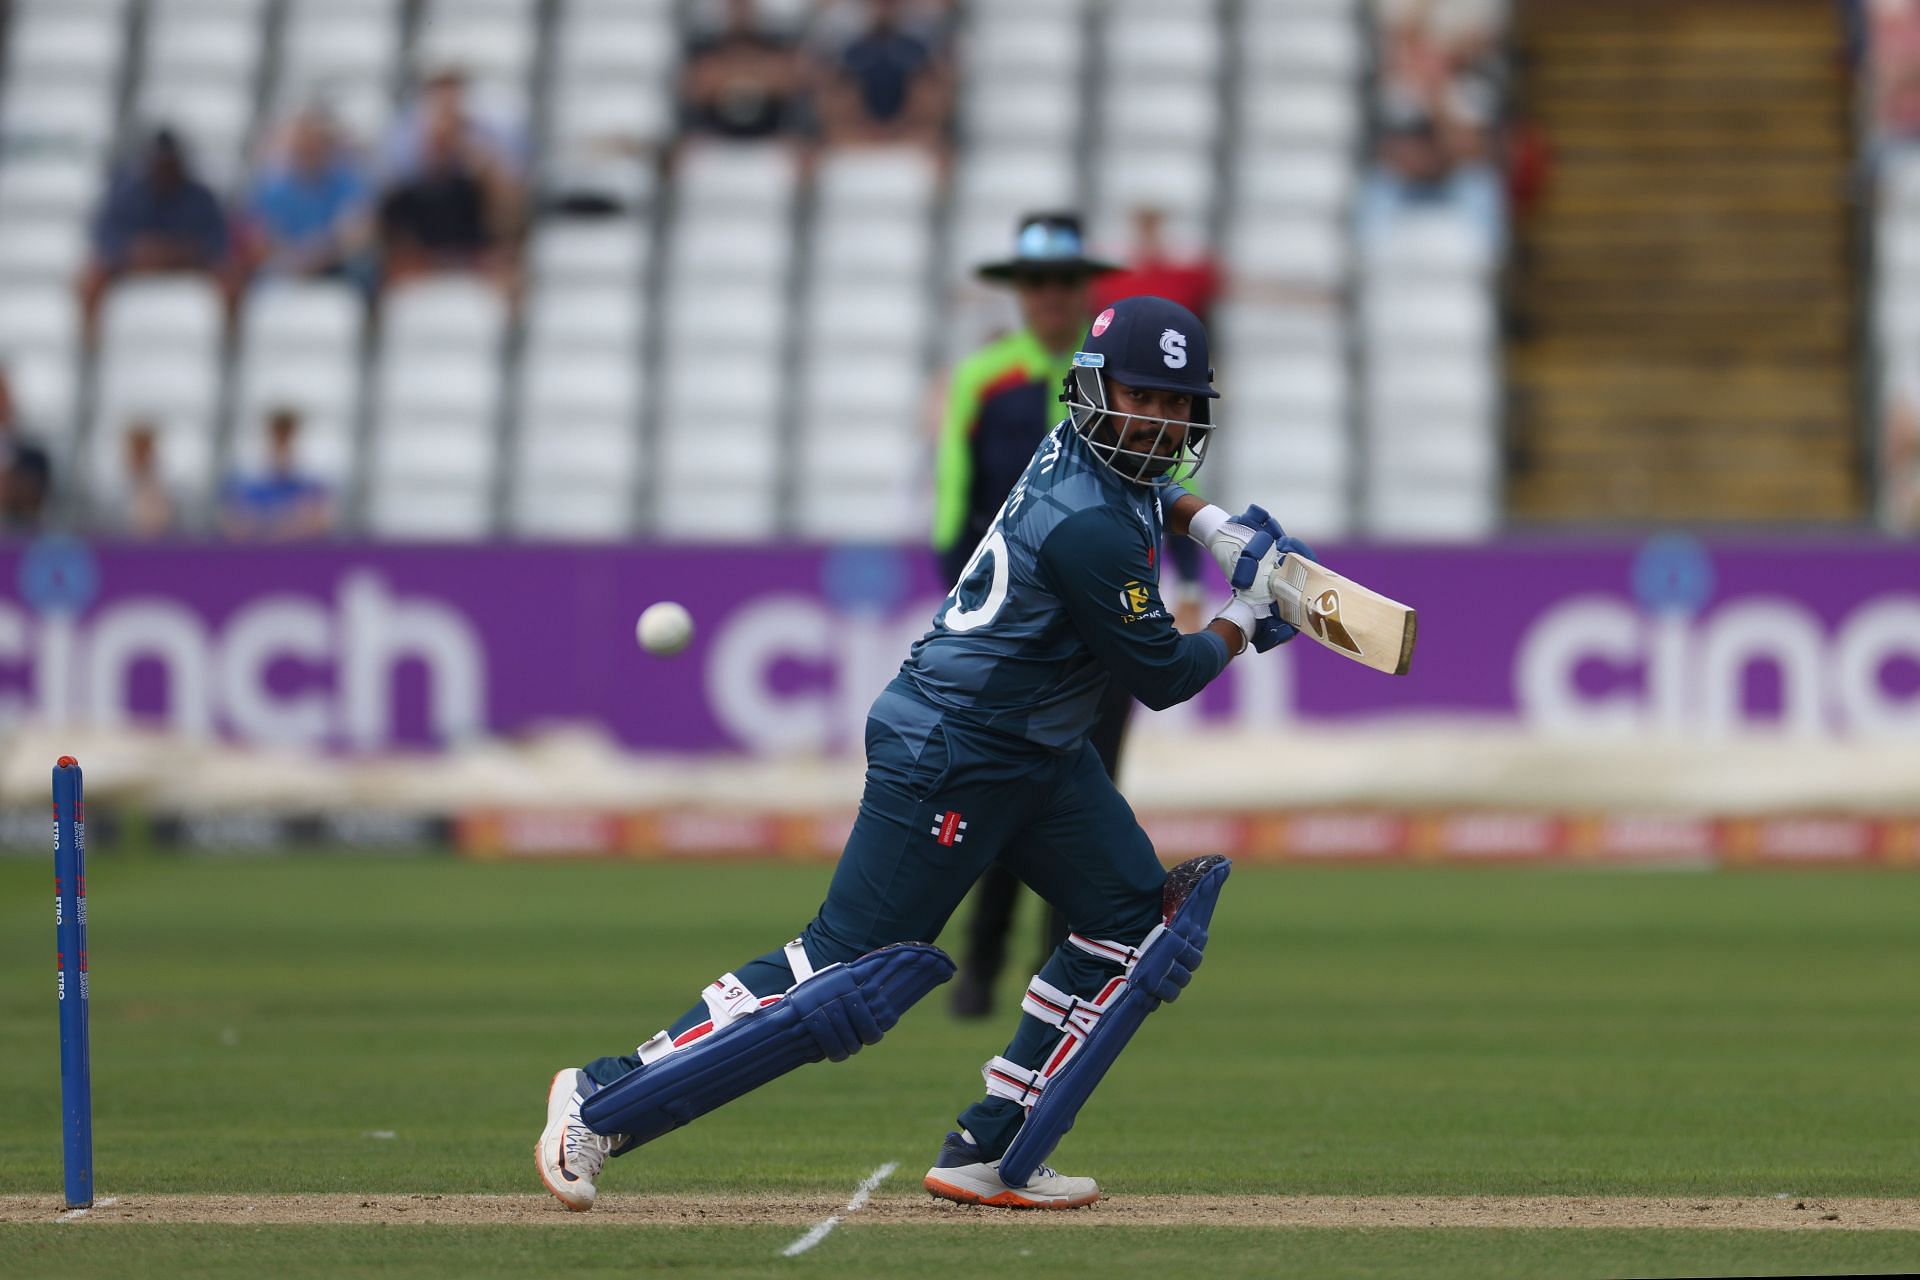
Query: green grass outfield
2 856 1917 1278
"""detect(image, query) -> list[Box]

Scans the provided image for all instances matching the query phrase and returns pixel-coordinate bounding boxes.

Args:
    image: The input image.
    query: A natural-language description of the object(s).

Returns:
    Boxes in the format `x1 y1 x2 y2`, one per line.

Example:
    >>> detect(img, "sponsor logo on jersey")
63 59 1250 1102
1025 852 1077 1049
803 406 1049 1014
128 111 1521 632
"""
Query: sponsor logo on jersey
1160 329 1188 368
1119 581 1152 614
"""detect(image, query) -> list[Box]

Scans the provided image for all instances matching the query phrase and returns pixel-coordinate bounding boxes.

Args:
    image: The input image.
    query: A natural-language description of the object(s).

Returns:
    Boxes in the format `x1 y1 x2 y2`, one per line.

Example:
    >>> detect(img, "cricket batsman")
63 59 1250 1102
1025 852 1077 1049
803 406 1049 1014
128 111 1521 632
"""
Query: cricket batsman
936 211 1203 1018
538 294 1312 1211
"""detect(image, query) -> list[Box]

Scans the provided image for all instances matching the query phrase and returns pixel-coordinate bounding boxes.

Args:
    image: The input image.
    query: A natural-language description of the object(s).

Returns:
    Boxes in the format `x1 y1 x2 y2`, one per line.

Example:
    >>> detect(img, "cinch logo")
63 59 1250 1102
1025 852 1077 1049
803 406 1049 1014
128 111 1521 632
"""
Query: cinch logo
1118 581 1151 614
0 571 486 750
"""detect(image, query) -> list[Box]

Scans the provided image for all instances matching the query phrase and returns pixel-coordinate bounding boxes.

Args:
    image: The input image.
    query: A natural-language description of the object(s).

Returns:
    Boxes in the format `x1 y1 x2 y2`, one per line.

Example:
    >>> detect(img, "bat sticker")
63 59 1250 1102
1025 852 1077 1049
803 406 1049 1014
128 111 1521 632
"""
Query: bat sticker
1307 588 1363 658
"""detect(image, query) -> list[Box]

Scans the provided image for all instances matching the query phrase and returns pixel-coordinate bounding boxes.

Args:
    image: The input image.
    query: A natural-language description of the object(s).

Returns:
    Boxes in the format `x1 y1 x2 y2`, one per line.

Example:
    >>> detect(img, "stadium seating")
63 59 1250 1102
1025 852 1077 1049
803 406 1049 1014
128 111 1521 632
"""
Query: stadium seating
231 281 366 493
90 276 226 508
0 0 1518 543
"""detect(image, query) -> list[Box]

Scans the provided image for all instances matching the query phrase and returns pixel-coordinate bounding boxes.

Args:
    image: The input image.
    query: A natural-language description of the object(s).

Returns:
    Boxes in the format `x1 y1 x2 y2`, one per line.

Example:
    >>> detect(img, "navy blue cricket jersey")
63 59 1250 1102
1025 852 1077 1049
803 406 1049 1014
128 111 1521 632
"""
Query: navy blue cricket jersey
889 422 1229 751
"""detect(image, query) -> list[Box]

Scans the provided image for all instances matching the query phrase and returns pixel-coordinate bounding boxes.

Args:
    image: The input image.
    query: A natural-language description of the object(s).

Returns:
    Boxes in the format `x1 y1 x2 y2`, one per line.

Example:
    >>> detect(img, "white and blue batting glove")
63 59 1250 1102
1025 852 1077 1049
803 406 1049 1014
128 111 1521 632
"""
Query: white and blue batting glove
1188 503 1277 582
1212 527 1284 652
1202 509 1319 653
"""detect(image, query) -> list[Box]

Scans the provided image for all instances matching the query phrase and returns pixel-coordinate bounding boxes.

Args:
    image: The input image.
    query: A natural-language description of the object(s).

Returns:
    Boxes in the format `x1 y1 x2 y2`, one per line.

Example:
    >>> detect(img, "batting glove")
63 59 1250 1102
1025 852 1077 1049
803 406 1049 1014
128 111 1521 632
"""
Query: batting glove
1186 503 1265 578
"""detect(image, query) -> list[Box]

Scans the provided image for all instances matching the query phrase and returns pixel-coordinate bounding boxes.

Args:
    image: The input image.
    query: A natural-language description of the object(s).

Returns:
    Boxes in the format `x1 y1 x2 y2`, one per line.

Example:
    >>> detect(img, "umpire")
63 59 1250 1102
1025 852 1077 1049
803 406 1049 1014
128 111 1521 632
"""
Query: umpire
933 213 1201 1017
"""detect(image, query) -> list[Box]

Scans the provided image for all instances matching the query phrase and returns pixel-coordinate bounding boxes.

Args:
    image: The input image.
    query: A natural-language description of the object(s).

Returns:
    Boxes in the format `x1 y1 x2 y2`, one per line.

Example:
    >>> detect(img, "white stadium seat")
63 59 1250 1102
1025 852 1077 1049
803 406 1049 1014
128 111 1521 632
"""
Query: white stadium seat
534 220 651 283
0 286 81 352
677 145 800 211
1225 215 1349 289
527 288 644 351
670 215 795 280
243 281 365 353
0 78 118 154
0 218 90 284
384 279 509 351
0 155 105 219
520 354 640 420
812 216 932 278
377 356 502 419
5 12 125 82
1105 17 1223 78
554 10 677 78
102 277 225 348
816 147 940 212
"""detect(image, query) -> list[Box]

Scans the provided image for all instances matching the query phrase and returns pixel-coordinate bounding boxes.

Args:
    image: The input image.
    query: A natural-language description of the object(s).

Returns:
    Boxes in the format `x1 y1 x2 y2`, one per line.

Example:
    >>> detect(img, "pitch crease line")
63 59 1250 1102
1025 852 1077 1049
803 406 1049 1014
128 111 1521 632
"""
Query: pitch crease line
780 1162 898 1257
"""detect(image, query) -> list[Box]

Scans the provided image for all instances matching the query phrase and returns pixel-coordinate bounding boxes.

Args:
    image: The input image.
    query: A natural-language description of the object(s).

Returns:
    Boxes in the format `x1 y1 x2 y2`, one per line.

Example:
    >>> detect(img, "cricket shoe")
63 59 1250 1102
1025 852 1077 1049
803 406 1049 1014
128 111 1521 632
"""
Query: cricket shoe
922 1130 1099 1209
536 1068 628 1211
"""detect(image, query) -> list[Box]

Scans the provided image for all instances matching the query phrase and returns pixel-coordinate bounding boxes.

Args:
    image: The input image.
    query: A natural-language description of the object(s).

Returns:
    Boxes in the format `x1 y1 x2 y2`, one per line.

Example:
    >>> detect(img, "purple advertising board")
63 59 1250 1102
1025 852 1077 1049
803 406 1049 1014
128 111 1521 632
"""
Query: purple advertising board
2 535 1918 754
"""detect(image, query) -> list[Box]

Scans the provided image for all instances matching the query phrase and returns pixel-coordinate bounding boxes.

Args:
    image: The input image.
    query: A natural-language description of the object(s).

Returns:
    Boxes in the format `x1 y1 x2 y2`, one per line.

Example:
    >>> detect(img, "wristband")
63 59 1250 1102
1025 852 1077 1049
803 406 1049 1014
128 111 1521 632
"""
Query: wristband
1214 596 1260 642
1185 502 1229 547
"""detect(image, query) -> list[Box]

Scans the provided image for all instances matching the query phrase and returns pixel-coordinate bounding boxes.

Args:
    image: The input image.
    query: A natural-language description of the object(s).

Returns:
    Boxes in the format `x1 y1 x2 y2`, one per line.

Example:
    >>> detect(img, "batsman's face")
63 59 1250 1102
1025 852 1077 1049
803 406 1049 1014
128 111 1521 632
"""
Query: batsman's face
1109 379 1192 460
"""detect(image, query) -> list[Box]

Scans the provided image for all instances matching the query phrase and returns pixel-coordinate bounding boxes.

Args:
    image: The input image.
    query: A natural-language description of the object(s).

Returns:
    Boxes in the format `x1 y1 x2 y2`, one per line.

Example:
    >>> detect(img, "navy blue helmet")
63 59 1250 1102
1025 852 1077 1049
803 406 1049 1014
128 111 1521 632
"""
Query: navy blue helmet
1064 295 1219 487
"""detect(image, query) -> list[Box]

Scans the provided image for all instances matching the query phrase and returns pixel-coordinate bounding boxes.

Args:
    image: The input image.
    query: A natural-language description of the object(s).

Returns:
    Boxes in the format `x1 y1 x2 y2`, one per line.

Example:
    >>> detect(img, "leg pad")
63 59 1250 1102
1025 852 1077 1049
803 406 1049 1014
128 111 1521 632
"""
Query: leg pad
582 942 955 1146
995 856 1230 1187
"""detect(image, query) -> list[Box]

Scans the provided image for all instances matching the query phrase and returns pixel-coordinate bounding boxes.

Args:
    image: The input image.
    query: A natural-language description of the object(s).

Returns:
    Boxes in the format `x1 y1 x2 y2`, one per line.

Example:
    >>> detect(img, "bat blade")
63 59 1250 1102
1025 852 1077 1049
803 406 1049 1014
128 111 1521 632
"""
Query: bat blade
1269 554 1417 676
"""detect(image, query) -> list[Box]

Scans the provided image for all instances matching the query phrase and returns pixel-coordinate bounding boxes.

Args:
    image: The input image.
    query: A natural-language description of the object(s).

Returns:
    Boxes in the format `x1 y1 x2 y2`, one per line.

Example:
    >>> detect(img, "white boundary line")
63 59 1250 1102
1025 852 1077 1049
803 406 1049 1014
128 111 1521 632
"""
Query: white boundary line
780 1162 897 1258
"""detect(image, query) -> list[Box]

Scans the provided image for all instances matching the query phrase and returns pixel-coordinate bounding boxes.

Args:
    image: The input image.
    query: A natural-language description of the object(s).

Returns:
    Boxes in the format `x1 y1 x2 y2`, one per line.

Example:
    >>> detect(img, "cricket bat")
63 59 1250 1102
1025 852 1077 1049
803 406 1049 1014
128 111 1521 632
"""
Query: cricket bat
1268 554 1417 676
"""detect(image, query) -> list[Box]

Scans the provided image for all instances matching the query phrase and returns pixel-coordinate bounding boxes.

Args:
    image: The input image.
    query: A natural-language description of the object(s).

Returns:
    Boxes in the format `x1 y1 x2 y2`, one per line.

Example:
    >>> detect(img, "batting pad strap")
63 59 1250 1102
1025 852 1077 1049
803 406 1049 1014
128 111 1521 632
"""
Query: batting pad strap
783 937 816 985
1067 932 1144 971
636 1030 675 1065
1020 975 1106 1039
700 972 762 1032
982 1056 1047 1108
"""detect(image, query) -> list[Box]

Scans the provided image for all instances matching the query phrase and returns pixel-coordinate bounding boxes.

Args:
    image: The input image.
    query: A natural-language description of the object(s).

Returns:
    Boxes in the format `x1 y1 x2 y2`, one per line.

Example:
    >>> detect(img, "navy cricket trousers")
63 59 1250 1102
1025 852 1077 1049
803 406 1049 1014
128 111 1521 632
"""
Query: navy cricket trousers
584 685 1168 1160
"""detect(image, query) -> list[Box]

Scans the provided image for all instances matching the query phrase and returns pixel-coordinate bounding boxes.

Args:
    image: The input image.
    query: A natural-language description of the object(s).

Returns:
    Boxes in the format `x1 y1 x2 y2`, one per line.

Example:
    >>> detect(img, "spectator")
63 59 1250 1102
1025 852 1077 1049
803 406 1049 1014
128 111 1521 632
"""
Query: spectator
219 409 335 541
377 105 517 290
80 129 233 325
679 0 807 142
1089 207 1223 325
1357 3 1508 261
382 68 526 184
1870 0 1920 144
242 107 374 283
815 0 952 152
0 365 53 534
114 421 180 539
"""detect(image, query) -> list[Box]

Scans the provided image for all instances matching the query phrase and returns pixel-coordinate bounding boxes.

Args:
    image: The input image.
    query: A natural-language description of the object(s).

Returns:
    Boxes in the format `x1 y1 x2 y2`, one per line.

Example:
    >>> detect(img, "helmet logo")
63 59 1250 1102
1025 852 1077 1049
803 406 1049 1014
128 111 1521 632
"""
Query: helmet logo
1091 308 1115 337
1160 329 1188 369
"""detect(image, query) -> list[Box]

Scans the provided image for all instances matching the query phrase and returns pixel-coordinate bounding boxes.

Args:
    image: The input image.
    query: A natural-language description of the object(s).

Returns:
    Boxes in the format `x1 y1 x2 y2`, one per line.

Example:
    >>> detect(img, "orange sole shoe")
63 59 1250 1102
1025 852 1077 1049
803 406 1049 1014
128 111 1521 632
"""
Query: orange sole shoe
923 1173 1100 1210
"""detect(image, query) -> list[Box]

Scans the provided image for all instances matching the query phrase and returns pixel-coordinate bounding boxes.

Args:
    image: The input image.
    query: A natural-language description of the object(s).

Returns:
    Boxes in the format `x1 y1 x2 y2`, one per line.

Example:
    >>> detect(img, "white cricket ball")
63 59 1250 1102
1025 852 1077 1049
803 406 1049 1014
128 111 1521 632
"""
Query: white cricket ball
636 601 694 657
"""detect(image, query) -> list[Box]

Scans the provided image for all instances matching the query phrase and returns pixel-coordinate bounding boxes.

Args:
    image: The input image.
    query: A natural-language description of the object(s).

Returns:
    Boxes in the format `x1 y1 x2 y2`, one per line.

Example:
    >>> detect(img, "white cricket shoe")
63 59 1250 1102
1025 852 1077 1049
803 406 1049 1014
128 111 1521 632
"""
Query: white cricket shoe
536 1068 625 1211
922 1131 1100 1209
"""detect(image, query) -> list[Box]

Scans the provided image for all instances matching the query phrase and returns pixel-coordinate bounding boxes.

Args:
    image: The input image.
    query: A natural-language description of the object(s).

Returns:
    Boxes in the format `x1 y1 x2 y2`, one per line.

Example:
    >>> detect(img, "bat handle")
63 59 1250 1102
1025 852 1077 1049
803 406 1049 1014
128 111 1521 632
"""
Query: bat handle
1269 554 1310 629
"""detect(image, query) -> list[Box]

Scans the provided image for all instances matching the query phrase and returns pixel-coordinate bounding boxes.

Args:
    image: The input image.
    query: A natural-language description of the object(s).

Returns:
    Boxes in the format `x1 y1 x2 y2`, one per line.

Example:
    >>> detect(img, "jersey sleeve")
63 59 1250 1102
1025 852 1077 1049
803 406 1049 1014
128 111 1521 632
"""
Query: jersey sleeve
1037 506 1230 711
931 358 983 553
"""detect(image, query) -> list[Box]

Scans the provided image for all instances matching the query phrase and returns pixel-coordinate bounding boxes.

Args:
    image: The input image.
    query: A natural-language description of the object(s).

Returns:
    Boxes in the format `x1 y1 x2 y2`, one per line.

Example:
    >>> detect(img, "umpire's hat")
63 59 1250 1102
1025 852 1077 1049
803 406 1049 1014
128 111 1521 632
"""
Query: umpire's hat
976 213 1121 282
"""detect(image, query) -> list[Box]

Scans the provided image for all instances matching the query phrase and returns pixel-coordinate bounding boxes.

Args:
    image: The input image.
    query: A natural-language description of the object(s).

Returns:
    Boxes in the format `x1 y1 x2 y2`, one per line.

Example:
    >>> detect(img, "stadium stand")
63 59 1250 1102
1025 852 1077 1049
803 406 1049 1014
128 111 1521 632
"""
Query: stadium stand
0 0 1525 543
1508 0 1859 524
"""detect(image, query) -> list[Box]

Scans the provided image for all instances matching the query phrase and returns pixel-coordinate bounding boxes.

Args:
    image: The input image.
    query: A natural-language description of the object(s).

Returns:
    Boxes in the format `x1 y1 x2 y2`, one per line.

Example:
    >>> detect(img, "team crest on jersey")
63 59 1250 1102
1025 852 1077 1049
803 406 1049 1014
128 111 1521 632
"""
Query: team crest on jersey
931 812 968 846
1160 329 1188 368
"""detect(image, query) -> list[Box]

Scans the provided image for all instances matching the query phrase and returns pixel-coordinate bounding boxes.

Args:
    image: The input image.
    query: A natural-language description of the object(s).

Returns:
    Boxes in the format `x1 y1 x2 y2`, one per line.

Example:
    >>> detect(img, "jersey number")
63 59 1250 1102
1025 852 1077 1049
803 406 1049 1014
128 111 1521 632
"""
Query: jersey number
943 530 1009 633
